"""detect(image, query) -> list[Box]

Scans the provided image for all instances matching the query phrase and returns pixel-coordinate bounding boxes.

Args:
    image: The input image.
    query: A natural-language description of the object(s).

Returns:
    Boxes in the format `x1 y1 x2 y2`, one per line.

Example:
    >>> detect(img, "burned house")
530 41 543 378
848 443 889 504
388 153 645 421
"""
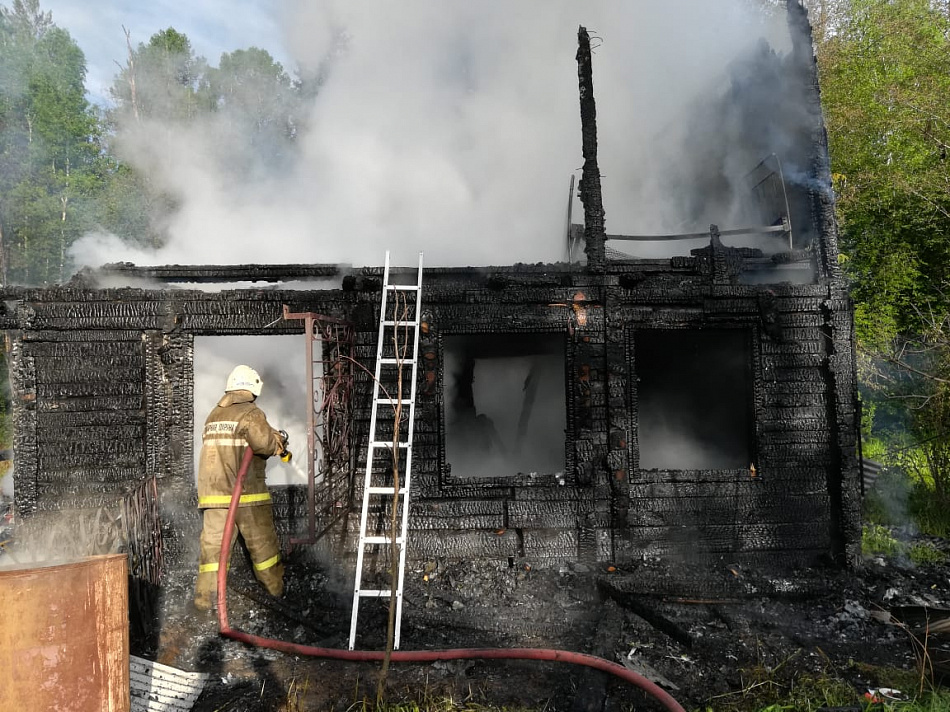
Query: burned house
0 0 858 611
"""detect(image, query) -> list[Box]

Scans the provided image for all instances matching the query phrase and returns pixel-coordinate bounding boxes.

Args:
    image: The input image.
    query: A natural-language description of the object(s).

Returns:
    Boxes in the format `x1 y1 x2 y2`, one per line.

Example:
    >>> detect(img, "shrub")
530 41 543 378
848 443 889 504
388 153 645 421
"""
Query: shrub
862 523 904 558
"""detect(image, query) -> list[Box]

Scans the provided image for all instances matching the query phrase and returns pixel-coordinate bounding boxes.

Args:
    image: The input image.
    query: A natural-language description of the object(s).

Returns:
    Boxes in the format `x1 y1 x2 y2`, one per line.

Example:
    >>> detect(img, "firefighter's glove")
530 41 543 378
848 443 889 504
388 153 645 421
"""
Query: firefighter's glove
278 430 292 463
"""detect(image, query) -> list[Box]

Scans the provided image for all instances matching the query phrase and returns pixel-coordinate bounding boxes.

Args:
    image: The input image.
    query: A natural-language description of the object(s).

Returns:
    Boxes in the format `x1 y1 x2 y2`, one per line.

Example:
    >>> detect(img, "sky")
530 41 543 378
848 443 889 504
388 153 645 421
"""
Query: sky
42 0 291 105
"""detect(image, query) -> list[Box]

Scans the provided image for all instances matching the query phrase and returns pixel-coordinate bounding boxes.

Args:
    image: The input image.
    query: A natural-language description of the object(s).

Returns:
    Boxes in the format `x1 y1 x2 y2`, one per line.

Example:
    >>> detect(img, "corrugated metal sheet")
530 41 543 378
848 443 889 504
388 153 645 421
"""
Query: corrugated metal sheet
862 459 883 494
130 656 209 712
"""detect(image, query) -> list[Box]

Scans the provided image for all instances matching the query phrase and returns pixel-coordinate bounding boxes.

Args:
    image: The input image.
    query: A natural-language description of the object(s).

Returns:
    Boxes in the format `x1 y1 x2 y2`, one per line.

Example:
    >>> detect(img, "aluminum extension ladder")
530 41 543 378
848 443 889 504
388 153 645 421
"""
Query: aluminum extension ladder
348 251 423 650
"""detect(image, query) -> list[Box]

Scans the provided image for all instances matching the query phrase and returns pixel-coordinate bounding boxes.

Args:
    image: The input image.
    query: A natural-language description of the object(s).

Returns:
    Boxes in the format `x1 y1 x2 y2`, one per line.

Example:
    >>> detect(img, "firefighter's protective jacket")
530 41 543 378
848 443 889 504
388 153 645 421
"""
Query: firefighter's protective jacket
197 390 283 509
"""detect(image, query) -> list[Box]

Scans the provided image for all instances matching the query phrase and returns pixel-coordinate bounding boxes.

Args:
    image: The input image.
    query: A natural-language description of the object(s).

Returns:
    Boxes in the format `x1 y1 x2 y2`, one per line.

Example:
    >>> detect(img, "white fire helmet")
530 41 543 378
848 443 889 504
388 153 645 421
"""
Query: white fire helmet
225 365 263 397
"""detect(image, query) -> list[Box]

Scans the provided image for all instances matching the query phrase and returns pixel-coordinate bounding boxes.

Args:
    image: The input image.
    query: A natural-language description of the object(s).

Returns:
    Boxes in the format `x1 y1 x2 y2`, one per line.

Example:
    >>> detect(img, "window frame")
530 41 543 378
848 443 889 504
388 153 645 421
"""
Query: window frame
437 328 575 488
627 325 761 473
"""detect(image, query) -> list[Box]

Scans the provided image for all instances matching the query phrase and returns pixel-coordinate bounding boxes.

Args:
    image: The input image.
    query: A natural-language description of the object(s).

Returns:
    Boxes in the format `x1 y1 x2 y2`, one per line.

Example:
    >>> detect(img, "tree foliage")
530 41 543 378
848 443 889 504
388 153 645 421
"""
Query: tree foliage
205 47 299 172
0 0 308 282
0 0 100 284
816 0 950 504
818 0 950 343
111 27 208 124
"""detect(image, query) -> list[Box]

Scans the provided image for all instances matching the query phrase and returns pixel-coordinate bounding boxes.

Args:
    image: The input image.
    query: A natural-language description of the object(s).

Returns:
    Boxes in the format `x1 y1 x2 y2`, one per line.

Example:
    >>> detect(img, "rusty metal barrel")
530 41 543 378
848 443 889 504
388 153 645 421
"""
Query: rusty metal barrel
0 553 130 711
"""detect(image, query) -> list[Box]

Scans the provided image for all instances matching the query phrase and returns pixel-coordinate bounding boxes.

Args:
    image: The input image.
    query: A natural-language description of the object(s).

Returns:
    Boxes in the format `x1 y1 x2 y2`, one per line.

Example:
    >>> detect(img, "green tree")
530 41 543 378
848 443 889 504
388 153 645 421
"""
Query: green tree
101 27 211 248
816 0 950 522
103 32 301 245
204 47 300 173
819 0 950 343
94 160 174 250
209 48 294 130
111 27 209 124
0 0 101 284
207 47 299 151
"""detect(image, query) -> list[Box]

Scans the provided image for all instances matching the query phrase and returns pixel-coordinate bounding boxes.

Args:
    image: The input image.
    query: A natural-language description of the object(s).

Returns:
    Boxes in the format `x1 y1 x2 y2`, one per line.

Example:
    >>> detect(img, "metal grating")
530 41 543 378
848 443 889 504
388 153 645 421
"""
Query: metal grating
130 655 209 712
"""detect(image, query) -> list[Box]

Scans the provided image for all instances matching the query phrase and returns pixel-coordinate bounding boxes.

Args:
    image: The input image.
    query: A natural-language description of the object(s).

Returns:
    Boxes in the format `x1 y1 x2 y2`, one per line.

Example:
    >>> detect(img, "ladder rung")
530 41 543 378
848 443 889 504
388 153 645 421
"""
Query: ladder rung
378 358 416 365
376 397 413 405
382 320 417 327
364 536 405 545
370 441 410 448
386 285 420 292
358 589 395 598
367 486 408 495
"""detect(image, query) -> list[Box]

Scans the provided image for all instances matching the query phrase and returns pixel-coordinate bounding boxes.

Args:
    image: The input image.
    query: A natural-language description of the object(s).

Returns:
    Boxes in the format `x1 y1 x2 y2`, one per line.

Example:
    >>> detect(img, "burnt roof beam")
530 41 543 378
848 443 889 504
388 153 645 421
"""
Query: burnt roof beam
95 263 345 284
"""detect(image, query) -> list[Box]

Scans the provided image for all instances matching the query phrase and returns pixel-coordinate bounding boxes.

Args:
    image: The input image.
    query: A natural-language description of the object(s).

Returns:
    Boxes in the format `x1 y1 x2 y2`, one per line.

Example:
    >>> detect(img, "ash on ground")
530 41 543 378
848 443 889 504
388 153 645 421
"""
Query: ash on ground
148 539 950 711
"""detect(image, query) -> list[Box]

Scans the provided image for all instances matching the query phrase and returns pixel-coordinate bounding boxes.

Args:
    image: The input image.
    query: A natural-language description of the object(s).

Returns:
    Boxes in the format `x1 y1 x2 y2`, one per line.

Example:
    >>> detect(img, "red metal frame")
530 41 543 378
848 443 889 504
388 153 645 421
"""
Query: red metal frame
282 306 355 544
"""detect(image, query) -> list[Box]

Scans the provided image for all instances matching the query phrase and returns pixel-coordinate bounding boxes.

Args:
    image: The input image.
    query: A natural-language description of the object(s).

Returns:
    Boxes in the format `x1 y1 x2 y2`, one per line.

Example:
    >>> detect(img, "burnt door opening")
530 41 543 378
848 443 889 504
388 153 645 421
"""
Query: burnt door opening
635 329 753 470
193 335 309 486
444 333 566 478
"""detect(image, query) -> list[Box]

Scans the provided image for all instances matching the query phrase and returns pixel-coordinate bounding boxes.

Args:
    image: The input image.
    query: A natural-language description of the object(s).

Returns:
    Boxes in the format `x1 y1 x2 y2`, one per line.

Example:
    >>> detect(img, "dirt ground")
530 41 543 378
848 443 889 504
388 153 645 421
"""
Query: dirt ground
152 537 950 712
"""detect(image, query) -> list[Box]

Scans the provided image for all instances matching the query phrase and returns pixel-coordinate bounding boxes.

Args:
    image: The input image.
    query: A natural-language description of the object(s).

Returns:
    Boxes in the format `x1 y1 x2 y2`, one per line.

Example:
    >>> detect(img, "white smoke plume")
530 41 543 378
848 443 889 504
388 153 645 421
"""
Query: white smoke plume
70 0 795 270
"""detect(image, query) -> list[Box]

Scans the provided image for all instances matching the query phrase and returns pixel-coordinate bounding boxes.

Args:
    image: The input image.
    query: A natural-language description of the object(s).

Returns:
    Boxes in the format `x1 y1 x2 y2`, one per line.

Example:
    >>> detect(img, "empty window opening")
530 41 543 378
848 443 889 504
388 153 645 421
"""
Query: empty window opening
445 333 565 478
194 335 310 486
635 329 752 470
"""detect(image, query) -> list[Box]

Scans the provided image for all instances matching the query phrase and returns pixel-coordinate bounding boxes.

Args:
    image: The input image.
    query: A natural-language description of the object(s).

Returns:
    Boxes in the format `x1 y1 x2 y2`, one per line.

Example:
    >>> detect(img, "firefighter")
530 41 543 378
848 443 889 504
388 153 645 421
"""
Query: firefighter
194 364 288 611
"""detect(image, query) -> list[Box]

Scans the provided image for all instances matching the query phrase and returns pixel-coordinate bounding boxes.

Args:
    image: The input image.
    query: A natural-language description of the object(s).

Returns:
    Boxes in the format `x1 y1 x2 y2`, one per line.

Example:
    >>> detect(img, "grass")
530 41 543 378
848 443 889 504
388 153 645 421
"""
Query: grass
349 701 541 712
759 690 950 712
318 688 950 712
721 667 950 712
704 645 950 712
707 667 858 711
861 431 950 540
909 541 948 565
860 522 949 565
909 486 950 539
269 674 545 712
225 654 948 712
861 450 950 564
863 522 905 558
278 676 309 712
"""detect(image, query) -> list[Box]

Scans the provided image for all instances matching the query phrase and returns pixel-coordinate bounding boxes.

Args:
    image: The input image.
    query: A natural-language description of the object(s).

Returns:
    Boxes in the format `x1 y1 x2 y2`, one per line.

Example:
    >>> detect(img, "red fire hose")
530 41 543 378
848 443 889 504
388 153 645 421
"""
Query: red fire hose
216 447 686 712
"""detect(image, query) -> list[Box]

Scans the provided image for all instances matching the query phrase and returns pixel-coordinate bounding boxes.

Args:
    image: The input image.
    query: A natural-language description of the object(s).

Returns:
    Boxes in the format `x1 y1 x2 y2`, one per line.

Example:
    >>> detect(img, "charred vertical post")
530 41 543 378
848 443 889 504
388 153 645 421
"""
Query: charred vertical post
576 27 606 269
787 0 860 561
9 335 37 517
786 0 840 282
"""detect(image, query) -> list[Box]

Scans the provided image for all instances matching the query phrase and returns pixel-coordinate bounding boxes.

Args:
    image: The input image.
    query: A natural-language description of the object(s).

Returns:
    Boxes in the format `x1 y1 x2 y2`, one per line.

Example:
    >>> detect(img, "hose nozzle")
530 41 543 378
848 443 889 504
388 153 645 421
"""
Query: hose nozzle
278 430 292 463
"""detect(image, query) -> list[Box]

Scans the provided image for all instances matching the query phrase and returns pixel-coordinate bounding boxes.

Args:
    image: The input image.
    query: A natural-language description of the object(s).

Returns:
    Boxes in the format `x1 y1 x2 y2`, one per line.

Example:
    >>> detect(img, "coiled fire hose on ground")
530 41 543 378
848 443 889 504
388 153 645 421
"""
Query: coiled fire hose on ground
216 447 686 712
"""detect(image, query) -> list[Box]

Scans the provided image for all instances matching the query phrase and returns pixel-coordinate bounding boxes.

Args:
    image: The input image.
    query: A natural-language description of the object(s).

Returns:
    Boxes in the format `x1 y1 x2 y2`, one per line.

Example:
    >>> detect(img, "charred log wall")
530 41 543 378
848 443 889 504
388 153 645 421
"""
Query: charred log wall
0 287 344 579
343 267 613 567
336 264 858 570
1 264 858 579
607 267 856 568
11 329 147 513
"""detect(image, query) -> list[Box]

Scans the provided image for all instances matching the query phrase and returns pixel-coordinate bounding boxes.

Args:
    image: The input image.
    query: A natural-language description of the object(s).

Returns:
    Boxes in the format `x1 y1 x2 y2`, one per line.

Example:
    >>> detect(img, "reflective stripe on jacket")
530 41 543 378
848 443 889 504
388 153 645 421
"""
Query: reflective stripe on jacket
197 390 283 509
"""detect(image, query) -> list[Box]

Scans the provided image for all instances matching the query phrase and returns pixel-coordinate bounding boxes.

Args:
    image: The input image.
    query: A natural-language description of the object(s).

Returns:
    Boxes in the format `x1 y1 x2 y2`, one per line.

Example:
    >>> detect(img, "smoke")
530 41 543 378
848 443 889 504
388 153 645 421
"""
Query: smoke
69 0 807 270
444 334 565 478
0 509 125 567
636 329 753 470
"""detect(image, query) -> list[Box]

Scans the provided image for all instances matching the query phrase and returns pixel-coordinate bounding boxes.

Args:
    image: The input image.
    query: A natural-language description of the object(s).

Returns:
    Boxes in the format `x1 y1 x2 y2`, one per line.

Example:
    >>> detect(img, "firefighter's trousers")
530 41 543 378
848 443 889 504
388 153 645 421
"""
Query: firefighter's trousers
195 505 284 609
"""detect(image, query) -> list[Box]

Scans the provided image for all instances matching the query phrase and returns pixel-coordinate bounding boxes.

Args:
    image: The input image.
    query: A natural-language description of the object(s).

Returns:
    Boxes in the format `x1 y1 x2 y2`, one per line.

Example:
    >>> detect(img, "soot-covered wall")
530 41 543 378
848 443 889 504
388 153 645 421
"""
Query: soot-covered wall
0 253 859 575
